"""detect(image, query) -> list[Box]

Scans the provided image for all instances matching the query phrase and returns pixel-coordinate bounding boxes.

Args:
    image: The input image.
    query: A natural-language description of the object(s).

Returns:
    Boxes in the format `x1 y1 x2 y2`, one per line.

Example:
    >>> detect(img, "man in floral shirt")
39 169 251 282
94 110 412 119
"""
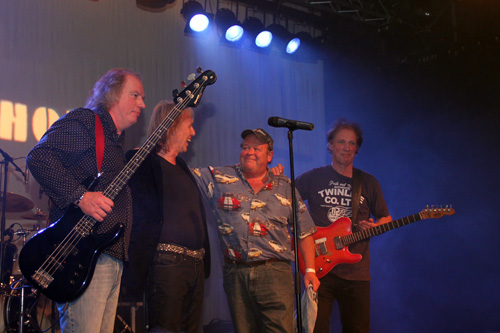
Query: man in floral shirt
194 128 320 333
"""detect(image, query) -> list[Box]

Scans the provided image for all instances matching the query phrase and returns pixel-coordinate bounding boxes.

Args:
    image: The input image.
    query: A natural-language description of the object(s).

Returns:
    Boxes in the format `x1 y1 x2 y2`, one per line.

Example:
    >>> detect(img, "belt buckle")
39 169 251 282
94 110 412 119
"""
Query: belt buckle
160 243 204 260
192 248 204 261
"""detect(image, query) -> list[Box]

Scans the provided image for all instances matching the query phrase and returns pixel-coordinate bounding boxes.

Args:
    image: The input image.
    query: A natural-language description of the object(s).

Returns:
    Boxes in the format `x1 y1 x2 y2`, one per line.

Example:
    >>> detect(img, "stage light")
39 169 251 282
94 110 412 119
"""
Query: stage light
242 17 271 48
226 25 244 42
215 8 244 42
190 14 209 32
255 31 272 48
286 37 301 54
292 32 313 53
287 31 317 62
286 32 312 55
181 0 212 33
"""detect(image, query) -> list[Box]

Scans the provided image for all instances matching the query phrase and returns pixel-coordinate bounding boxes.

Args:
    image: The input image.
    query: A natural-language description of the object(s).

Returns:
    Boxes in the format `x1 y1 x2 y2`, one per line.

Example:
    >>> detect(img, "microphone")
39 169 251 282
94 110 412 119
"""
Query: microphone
268 117 314 131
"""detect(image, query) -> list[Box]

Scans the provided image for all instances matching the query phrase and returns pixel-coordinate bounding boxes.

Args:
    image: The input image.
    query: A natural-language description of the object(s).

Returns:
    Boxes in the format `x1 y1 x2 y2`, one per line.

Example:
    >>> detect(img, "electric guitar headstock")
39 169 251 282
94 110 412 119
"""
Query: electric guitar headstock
172 67 217 108
420 205 455 219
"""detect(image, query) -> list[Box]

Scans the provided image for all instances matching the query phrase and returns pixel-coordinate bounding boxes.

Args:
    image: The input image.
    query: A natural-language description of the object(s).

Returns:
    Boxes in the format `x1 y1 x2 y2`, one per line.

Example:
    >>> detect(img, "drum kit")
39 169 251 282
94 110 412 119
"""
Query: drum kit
0 193 56 333
1 150 57 333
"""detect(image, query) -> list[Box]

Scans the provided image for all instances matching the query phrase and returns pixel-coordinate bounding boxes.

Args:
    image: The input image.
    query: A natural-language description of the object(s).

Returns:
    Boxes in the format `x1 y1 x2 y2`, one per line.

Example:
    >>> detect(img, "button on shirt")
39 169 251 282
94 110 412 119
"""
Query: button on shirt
26 107 132 261
193 165 316 263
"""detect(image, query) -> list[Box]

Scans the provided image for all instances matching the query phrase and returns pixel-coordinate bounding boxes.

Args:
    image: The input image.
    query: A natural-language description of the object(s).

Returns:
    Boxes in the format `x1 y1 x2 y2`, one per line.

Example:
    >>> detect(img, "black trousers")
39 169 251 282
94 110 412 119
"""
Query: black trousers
147 251 205 333
314 273 370 333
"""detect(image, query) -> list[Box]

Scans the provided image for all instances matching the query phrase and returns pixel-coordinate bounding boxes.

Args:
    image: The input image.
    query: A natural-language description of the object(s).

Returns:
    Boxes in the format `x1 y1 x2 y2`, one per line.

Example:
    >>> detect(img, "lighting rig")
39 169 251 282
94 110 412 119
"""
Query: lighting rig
180 0 320 59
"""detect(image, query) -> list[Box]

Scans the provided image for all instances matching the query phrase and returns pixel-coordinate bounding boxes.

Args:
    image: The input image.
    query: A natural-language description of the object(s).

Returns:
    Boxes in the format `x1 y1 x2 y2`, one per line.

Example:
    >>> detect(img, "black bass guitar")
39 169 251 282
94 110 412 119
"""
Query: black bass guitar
19 69 217 303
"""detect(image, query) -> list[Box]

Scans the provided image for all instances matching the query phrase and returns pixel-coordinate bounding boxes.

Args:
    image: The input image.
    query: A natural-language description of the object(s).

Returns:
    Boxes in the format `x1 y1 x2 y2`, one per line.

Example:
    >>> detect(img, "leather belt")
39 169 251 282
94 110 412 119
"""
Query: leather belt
224 258 289 266
157 243 205 261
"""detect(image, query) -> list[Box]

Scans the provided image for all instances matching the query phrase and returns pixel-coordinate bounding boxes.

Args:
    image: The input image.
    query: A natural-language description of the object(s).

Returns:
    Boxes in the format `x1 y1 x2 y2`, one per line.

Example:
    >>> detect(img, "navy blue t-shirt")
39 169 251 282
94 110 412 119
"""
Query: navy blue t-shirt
296 165 389 280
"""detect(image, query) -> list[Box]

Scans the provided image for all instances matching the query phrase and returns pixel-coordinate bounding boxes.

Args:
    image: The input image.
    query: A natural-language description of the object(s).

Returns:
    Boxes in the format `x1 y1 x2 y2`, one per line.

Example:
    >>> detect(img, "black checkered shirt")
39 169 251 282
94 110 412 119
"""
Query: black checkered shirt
26 107 132 261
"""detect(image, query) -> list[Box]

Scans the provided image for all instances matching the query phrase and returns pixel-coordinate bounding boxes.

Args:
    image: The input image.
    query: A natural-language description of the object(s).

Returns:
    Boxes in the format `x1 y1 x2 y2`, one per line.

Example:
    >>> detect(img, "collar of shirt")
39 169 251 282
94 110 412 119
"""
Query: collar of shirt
94 107 126 144
235 164 276 189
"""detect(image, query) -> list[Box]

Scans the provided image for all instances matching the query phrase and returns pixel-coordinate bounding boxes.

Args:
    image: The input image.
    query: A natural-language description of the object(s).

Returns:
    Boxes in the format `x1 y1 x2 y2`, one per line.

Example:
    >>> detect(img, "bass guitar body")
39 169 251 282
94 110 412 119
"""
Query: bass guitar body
18 205 123 303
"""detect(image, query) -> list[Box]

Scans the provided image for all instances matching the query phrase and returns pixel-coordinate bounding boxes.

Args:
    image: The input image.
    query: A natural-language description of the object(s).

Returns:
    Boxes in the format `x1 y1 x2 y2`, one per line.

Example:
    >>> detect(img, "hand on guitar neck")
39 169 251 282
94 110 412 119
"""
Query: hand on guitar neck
357 216 392 230
77 191 114 222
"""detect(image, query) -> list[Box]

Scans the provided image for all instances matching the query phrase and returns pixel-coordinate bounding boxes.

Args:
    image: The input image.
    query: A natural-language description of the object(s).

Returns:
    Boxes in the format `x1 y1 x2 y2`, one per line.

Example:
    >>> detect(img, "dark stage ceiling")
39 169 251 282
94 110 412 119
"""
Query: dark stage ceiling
137 0 499 69
234 0 500 65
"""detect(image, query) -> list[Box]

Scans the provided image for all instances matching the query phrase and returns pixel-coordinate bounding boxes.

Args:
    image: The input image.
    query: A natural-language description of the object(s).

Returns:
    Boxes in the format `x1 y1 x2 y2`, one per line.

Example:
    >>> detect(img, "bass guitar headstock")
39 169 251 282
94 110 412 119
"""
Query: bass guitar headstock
420 205 455 219
172 68 217 108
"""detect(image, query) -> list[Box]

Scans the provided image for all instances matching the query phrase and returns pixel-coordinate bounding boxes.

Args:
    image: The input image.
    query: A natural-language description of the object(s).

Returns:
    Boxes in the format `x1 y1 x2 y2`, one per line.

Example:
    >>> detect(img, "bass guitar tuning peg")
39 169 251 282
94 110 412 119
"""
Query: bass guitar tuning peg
172 89 179 98
181 81 187 88
187 73 196 81
196 66 203 73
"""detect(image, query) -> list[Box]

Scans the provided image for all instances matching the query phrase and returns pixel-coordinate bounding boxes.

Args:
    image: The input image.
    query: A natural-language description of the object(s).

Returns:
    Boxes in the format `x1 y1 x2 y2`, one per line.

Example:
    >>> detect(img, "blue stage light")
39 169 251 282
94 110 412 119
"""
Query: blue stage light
286 37 301 54
189 13 210 32
255 30 272 48
242 17 272 50
225 25 244 42
181 1 212 34
215 8 244 43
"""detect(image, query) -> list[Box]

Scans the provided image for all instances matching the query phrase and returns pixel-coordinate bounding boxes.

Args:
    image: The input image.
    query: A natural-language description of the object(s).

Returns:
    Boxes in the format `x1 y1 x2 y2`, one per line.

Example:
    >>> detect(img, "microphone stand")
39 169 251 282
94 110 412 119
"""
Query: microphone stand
0 148 28 333
0 159 7 287
285 129 303 333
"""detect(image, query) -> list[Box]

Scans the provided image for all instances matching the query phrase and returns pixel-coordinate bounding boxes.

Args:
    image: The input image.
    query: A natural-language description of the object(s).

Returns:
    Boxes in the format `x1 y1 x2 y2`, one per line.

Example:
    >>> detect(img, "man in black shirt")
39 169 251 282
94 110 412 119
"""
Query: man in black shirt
125 100 210 332
26 68 146 332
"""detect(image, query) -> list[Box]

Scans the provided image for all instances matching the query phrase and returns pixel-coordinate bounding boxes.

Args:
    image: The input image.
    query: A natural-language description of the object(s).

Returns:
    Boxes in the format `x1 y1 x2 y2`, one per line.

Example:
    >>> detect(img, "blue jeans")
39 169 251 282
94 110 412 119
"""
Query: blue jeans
56 253 123 333
147 251 205 333
223 260 295 333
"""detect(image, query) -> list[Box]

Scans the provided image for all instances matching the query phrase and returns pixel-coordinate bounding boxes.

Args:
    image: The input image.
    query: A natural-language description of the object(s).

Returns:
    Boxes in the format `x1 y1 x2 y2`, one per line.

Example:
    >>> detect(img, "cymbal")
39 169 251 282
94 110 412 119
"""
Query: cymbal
0 192 34 213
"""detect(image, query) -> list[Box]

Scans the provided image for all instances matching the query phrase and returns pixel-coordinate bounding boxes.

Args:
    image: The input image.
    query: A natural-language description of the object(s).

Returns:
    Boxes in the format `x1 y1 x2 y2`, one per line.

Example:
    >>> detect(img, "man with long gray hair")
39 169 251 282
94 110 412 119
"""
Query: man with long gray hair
27 68 146 332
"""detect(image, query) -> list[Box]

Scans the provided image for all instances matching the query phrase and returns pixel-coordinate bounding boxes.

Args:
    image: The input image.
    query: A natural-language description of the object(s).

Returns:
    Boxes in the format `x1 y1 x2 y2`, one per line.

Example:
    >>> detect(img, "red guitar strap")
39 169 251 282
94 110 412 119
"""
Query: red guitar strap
95 113 104 173
351 168 362 228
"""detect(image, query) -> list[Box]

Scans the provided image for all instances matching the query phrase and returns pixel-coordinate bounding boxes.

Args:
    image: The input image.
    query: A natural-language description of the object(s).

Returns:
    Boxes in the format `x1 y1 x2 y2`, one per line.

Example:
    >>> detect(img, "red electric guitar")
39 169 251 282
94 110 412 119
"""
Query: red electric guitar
298 205 455 279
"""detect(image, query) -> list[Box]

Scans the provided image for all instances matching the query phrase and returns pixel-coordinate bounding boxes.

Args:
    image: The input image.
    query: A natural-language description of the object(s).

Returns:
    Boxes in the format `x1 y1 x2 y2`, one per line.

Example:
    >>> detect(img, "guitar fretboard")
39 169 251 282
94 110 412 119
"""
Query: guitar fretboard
102 106 183 201
341 213 422 246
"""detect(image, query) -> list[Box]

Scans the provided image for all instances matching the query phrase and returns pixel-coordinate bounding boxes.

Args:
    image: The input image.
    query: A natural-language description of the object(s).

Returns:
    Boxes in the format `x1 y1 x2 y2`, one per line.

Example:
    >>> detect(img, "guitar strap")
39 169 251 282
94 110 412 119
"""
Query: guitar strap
95 113 104 173
351 167 362 228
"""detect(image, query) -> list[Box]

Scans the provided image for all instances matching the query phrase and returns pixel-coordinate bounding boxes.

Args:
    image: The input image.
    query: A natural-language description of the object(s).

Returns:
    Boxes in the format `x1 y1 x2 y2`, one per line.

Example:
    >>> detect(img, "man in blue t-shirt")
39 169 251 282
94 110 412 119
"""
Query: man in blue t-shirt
295 119 392 333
